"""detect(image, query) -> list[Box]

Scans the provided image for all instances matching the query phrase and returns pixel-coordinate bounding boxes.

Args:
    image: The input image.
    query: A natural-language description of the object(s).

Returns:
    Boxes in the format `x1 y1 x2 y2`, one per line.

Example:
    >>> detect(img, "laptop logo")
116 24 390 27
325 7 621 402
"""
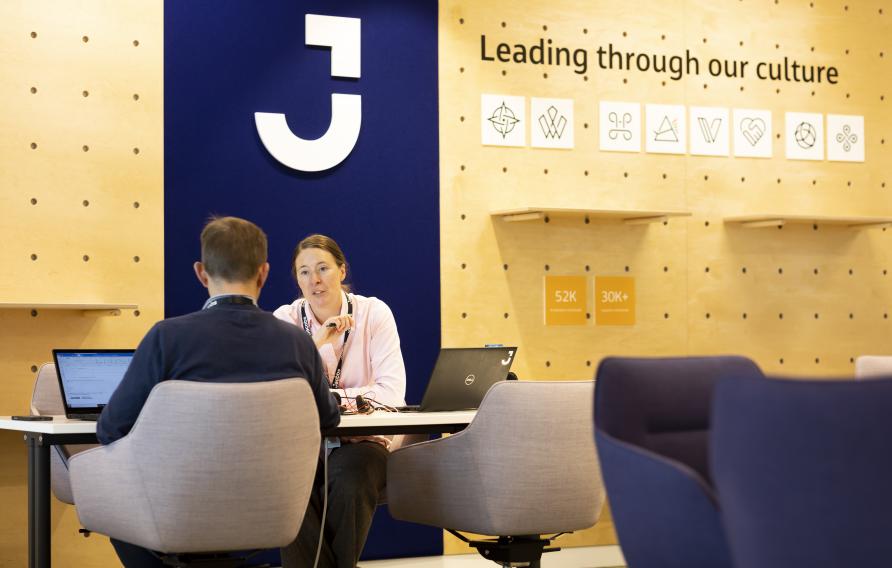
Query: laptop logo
501 350 515 366
464 374 476 386
254 14 362 172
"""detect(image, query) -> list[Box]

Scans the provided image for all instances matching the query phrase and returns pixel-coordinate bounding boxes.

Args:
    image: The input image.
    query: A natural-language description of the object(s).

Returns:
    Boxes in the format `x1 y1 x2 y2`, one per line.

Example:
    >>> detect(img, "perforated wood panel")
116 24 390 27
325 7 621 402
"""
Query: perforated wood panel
0 2 163 565
440 0 892 552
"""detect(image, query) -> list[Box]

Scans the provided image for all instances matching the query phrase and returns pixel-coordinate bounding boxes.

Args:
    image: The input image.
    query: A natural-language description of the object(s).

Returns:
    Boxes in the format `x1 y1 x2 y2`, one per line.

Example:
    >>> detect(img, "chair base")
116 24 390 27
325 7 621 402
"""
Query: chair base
448 531 560 567
157 551 270 568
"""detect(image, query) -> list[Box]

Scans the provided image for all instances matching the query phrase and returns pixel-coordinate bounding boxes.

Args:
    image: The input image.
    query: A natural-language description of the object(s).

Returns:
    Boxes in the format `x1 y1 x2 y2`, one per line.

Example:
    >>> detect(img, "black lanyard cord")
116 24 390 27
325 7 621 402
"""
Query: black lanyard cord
300 294 353 389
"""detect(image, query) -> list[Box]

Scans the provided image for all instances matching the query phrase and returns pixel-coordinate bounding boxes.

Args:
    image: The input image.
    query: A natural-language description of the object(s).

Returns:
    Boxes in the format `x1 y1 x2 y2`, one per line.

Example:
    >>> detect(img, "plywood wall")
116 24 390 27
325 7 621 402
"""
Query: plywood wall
0 1 163 565
440 0 892 552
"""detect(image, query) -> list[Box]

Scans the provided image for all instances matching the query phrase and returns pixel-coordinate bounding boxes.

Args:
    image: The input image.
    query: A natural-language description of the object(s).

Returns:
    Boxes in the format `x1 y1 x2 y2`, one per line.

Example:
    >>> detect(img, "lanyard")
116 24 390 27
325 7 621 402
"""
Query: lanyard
202 295 255 309
300 294 353 389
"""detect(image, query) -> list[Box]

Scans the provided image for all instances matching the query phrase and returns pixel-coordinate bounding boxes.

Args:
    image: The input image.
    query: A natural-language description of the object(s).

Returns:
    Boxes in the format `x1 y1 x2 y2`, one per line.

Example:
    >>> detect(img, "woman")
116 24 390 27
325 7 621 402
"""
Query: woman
274 234 406 568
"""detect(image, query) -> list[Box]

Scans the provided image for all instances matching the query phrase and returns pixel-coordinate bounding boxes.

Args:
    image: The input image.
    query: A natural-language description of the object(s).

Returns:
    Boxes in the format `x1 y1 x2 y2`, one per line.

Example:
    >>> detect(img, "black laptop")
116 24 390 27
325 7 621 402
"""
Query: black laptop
408 347 517 412
52 349 135 420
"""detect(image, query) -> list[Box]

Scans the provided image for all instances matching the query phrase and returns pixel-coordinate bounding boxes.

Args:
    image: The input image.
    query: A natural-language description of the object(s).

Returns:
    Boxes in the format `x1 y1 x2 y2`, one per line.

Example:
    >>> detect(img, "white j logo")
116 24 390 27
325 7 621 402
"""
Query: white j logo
255 14 362 172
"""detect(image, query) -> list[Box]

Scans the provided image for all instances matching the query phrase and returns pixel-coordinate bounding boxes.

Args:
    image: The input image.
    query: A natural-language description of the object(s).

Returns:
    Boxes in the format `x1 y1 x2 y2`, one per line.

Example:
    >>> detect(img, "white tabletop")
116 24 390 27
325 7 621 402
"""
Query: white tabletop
0 411 477 436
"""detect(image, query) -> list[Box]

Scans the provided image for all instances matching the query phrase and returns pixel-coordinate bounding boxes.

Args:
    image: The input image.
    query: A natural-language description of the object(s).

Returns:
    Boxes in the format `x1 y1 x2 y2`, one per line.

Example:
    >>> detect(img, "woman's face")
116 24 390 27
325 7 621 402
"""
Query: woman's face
294 247 346 310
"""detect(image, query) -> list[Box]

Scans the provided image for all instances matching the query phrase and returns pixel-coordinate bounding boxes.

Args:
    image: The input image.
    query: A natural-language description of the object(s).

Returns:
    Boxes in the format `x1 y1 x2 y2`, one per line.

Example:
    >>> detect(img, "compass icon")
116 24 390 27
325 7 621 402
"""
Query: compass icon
488 101 520 139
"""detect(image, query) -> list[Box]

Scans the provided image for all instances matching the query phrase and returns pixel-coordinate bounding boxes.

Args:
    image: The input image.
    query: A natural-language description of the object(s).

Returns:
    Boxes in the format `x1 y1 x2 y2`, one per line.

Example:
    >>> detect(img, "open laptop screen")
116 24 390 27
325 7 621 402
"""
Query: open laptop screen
53 349 134 415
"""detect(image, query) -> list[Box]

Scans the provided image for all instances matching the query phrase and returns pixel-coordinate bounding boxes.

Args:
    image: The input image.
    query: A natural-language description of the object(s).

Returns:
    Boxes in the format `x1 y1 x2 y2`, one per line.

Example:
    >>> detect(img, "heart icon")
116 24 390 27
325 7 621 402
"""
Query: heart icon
741 118 766 146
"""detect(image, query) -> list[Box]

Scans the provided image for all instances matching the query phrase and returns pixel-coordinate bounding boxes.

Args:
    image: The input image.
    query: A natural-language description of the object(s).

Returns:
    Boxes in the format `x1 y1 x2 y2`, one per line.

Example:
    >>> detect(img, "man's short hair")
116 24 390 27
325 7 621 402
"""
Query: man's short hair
200 216 268 282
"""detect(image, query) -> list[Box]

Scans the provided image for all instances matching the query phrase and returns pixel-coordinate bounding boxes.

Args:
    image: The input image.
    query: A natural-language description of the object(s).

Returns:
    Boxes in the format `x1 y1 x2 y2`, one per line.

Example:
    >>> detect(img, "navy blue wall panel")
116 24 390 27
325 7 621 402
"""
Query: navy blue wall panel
164 0 441 559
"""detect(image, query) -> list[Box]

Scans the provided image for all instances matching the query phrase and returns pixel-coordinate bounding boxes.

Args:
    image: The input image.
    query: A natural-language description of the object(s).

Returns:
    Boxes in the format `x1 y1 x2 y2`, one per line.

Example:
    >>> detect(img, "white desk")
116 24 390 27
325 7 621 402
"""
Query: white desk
0 411 476 568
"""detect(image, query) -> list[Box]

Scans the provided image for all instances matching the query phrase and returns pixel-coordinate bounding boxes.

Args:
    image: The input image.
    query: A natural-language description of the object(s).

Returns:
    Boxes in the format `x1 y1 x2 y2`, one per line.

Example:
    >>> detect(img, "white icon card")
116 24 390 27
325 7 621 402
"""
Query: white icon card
481 94 525 147
645 104 686 154
732 109 773 158
785 112 824 161
530 97 574 149
599 101 641 153
826 114 865 162
689 106 730 157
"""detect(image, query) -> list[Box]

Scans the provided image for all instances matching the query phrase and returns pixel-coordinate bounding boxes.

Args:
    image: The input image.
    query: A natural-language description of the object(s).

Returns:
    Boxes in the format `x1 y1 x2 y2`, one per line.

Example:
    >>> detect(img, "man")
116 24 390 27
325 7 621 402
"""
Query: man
97 216 340 567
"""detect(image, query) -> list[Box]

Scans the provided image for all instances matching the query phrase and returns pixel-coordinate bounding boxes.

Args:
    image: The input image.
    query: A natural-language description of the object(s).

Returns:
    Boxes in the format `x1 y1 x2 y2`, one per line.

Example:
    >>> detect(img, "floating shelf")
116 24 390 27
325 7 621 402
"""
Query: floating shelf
724 215 892 230
0 303 139 317
491 207 692 225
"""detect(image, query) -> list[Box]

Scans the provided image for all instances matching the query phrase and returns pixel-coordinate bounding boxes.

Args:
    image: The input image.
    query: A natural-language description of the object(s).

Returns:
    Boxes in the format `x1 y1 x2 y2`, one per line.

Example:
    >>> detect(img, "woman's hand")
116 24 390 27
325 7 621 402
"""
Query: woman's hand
313 314 355 349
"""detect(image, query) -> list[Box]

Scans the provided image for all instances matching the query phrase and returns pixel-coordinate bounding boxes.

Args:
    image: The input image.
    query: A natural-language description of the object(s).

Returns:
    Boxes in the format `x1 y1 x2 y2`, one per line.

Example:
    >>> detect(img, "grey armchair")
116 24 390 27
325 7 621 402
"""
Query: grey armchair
30 363 97 505
69 378 321 567
387 380 604 566
855 355 892 379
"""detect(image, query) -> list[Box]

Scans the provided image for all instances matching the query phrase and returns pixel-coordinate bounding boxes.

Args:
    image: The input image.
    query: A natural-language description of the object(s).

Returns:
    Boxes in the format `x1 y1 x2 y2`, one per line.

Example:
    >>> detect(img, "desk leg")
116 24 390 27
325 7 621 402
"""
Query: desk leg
26 434 51 568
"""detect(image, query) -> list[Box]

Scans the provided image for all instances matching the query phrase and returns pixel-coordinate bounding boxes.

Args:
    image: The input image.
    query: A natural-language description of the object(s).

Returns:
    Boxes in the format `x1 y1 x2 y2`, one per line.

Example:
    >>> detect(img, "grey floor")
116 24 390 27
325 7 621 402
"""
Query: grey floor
361 545 625 567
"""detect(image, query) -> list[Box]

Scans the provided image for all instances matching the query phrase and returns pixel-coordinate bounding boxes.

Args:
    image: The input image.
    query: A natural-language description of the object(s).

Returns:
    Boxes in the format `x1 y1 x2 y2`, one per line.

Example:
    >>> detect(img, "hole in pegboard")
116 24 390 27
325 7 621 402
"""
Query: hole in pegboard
742 313 748 320
664 312 670 319
134 310 141 317
502 167 507 173
83 254 90 262
30 86 37 94
460 213 466 220
849 268 854 275
705 313 711 319
31 365 38 373
778 267 783 275
741 176 746 182
133 201 140 209
82 90 89 98
814 268 819 275
705 220 710 226
82 199 89 207
779 357 785 365
702 37 707 44
584 215 590 224
460 263 466 270
543 25 548 31
623 172 629 178
742 267 748 274
584 170 589 177
133 39 140 46
500 21 506 27
133 147 140 155
544 215 550 223
812 179 817 185
30 198 37 205
459 116 464 122
133 256 140 263
501 70 507 76
814 313 820 319
586 360 592 367
31 309 38 318
585 264 590 272
705 266 710 273
30 142 37 150
30 31 37 39
30 253 37 261
133 93 140 101
779 312 784 320
777 178 782 184
503 263 508 271
461 312 467 319
544 264 550 271
82 35 89 43
584 28 589 34
851 357 856 363
815 357 820 364
703 83 708 90
543 73 548 79
849 313 854 319
82 145 89 152
813 223 818 231
663 266 669 272
503 312 509 319
704 175 709 181
544 168 549 175
739 86 745 92
459 67 464 73
624 265 630 272
623 78 628 84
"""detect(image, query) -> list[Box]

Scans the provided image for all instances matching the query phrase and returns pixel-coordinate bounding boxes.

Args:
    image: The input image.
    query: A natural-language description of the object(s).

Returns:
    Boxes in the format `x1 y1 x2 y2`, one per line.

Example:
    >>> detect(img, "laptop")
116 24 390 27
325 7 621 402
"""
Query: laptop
52 349 135 420
409 347 517 412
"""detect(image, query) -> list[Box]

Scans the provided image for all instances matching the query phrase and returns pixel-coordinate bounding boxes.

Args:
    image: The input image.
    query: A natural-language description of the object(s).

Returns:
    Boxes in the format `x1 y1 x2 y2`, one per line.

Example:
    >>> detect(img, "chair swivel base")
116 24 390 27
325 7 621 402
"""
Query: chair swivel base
156 552 271 568
448 531 560 567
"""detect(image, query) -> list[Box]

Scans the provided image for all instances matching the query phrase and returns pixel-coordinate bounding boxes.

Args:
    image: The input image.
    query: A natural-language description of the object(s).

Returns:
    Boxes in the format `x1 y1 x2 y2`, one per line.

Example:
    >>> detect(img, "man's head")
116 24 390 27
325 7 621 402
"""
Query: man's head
193 216 270 297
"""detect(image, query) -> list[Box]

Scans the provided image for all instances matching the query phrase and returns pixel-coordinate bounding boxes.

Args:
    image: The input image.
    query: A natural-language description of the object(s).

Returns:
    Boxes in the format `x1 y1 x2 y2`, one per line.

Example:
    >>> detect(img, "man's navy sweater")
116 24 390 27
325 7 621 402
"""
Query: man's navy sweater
97 302 340 444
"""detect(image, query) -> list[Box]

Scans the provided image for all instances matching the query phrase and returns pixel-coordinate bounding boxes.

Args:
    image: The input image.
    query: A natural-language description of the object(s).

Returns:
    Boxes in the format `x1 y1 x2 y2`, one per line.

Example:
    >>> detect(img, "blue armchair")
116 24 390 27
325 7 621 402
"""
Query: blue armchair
594 356 763 568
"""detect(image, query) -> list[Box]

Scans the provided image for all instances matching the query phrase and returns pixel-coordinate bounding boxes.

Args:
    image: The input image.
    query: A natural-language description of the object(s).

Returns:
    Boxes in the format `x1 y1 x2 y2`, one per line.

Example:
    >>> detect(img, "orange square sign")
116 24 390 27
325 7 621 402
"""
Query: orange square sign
595 276 636 326
544 275 588 326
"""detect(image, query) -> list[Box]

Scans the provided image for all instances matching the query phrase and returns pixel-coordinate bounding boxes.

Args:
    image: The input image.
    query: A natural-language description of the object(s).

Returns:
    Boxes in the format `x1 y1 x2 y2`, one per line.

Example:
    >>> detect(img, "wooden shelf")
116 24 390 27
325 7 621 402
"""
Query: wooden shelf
491 207 692 225
0 303 139 317
724 215 892 229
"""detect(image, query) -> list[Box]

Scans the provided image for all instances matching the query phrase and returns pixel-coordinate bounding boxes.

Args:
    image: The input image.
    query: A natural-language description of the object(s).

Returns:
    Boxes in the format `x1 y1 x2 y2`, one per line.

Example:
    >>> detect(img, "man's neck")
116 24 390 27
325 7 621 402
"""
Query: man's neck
207 281 258 301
